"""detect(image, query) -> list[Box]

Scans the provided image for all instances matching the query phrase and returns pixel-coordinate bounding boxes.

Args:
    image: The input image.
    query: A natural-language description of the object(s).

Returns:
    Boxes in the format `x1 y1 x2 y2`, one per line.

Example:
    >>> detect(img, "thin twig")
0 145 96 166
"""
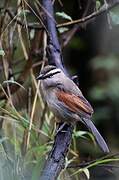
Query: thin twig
57 1 119 28
26 72 40 150
68 152 119 168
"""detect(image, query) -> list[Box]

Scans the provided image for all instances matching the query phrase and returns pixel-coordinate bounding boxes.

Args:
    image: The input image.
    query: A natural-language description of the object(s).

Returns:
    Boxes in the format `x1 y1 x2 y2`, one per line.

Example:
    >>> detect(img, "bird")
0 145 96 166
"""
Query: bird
37 65 109 153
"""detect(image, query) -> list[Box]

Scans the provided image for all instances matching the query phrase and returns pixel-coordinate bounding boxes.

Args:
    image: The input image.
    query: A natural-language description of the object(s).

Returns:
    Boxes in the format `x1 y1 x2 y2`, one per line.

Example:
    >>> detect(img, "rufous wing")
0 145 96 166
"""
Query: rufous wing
56 90 93 117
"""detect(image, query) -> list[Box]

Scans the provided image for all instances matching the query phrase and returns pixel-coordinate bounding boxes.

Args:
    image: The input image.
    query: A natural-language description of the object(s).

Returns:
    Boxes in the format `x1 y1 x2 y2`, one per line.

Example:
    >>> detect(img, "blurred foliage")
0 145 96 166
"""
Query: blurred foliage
89 55 119 101
110 6 119 25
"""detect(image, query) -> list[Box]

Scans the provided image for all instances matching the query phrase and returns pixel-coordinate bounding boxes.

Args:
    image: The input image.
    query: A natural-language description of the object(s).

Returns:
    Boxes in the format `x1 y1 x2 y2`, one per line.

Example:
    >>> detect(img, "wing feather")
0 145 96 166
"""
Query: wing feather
56 91 93 117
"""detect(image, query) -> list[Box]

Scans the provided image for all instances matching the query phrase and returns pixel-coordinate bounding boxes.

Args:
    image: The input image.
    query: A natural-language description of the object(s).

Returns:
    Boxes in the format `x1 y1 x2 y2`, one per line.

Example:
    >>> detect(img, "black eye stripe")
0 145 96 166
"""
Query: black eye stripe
43 71 60 79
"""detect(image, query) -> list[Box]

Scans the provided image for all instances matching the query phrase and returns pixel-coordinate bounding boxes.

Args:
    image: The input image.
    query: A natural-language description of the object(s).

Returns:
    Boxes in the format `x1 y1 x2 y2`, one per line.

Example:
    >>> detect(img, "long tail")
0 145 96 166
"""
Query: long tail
82 118 109 153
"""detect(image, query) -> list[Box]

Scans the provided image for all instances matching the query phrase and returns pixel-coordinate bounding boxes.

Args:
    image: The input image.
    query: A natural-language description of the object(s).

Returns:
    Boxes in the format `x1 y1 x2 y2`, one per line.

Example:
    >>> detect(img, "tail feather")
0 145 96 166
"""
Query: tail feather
82 118 109 153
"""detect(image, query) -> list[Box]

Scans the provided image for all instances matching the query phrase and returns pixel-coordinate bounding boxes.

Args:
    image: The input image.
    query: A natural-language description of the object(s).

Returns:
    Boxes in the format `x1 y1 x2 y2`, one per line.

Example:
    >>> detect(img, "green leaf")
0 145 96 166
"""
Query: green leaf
96 0 101 10
0 49 5 56
58 27 69 33
74 130 88 138
56 12 72 21
83 168 90 180
73 130 96 144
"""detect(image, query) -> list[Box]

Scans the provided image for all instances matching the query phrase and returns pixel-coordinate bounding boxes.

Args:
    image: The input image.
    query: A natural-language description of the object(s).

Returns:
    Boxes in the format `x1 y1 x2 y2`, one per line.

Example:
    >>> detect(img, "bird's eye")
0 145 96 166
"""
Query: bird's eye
45 70 60 79
49 74 53 78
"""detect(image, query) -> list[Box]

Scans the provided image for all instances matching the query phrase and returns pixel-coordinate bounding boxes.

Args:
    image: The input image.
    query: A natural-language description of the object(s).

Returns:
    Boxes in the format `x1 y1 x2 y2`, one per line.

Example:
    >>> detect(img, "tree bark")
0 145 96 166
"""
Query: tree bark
40 0 73 179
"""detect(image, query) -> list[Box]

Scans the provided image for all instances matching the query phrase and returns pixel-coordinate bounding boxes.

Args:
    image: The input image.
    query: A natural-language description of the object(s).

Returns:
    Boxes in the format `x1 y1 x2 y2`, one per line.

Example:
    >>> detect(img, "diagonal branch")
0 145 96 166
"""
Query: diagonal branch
57 0 119 28
40 125 73 180
39 0 73 179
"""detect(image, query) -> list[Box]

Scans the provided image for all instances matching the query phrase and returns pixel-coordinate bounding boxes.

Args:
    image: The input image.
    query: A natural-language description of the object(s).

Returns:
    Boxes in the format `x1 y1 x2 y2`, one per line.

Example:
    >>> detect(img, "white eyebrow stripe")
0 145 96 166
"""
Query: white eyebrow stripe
46 69 61 76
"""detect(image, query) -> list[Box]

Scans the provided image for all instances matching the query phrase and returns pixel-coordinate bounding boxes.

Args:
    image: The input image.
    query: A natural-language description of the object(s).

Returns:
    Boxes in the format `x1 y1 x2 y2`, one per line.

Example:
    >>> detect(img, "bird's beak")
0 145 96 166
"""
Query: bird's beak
36 74 44 80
